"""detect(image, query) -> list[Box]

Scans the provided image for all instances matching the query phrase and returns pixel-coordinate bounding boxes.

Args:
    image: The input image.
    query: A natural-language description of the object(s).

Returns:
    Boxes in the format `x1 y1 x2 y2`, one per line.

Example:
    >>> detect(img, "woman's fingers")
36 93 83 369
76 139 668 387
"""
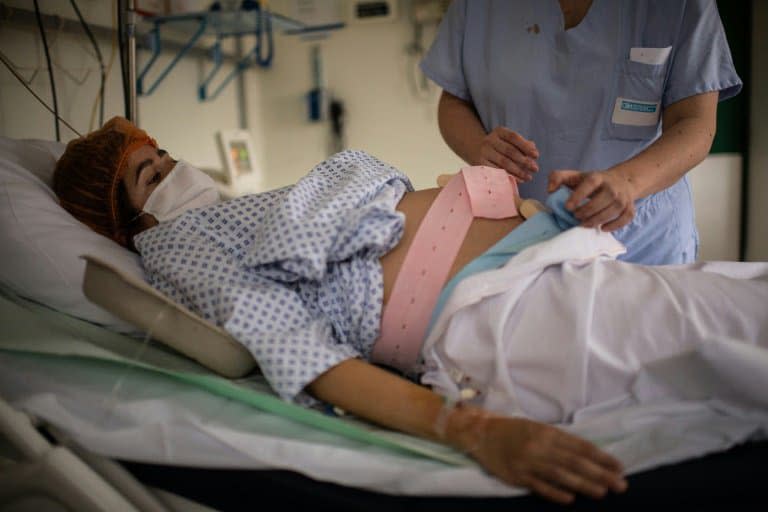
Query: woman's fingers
479 128 539 182
556 450 627 494
538 465 608 500
490 137 539 173
574 195 622 228
555 436 628 493
481 152 533 182
547 169 583 192
572 438 624 473
521 430 627 499
497 127 539 159
566 173 603 211
475 417 627 504
519 474 575 505
569 172 636 230
601 206 635 231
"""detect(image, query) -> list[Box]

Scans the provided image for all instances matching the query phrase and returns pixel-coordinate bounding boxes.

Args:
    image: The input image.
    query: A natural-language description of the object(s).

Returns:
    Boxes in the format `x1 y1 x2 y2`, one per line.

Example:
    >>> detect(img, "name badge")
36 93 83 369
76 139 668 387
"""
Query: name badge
612 97 660 127
629 46 672 66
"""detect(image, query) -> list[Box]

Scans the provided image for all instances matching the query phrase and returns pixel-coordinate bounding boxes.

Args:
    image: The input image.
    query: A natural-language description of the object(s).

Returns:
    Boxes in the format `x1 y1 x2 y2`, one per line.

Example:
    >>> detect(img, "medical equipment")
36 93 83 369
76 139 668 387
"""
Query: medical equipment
215 129 263 196
349 0 398 24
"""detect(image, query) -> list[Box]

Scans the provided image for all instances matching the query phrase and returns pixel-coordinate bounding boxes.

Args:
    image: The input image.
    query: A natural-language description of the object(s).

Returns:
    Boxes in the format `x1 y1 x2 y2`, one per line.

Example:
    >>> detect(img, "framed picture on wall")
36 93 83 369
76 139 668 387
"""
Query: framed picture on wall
215 129 263 194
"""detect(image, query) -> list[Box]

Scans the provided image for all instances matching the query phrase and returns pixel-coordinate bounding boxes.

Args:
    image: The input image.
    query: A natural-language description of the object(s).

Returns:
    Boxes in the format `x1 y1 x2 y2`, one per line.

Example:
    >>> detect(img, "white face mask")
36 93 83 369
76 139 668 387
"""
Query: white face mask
142 160 220 223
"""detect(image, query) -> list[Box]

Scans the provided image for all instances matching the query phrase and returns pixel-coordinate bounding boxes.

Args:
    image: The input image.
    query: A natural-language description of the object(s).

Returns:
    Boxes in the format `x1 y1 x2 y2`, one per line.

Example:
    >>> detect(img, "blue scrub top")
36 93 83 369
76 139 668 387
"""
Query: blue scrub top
420 0 742 264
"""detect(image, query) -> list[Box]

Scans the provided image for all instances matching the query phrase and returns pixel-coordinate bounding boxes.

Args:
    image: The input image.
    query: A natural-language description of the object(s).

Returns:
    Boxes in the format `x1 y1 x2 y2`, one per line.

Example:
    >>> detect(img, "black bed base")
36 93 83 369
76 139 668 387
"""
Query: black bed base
122 439 767 511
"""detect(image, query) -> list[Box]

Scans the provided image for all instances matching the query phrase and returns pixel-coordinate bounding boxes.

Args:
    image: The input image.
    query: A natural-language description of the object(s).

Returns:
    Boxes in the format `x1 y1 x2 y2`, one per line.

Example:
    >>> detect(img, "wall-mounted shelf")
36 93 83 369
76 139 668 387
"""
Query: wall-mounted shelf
135 6 344 101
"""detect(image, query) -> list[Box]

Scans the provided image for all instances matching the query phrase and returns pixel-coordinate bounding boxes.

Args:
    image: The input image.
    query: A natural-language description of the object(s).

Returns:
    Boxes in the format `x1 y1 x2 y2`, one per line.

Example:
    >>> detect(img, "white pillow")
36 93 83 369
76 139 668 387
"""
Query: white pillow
0 136 144 333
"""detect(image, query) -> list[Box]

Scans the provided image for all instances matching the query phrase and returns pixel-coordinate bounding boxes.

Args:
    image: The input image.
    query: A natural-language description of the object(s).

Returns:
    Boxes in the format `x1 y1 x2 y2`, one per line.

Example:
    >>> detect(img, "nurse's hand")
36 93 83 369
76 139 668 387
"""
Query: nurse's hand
478 127 539 183
451 409 627 504
547 169 637 231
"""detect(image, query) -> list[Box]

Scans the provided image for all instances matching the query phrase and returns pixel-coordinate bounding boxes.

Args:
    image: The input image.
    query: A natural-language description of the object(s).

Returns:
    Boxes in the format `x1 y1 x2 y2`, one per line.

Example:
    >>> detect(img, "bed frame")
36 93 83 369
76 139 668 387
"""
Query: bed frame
122 439 768 510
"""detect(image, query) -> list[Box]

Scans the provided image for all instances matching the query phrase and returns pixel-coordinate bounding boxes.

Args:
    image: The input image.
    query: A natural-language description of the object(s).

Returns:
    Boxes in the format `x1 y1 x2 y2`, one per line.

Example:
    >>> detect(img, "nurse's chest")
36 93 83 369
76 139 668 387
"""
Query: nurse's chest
466 2 619 121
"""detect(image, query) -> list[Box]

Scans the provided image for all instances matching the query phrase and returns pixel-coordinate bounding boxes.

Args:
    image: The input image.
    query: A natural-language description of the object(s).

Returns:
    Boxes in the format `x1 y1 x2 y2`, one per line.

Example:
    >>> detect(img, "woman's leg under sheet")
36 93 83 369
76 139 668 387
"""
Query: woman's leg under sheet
493 260 768 422
584 260 768 406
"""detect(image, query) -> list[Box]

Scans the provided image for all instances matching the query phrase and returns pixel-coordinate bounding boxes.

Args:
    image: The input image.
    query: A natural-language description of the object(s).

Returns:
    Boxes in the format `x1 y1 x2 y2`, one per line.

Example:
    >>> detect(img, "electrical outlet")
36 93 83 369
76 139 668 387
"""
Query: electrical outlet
348 0 398 24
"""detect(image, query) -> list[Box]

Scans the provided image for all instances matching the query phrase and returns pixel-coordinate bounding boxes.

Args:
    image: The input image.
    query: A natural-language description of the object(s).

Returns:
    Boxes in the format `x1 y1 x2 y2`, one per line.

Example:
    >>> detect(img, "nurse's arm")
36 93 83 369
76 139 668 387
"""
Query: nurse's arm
437 91 540 183
612 91 718 198
307 358 627 504
549 91 718 231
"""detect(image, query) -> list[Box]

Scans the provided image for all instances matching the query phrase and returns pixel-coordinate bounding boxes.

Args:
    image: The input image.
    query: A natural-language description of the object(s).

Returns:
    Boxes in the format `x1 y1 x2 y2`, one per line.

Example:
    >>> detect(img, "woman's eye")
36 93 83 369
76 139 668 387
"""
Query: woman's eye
149 172 161 184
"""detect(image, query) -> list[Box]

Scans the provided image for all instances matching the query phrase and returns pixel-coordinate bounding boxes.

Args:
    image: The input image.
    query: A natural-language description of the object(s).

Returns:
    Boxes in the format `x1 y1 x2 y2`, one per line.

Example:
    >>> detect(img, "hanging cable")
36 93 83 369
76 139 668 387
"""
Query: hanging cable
0 50 82 137
89 1 118 131
69 0 105 127
117 0 130 120
33 0 60 141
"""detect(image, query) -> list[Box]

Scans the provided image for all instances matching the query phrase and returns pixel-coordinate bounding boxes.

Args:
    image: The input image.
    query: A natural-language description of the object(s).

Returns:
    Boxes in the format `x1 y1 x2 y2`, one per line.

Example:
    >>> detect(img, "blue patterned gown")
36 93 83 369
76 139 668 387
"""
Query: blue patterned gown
134 150 413 403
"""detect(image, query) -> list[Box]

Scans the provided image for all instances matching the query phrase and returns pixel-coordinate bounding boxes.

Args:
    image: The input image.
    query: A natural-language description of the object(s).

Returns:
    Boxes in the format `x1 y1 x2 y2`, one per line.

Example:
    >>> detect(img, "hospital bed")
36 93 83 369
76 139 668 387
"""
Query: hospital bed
1 135 767 510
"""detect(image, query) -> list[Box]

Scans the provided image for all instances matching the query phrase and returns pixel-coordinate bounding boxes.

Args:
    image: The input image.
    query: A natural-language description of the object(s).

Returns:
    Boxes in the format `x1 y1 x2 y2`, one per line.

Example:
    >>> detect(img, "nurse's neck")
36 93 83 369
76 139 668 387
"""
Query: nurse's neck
559 0 594 30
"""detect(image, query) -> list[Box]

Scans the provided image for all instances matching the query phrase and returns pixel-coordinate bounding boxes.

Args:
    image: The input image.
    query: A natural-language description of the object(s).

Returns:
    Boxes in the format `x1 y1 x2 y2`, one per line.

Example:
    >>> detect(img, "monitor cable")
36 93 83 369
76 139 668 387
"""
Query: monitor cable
32 0 60 141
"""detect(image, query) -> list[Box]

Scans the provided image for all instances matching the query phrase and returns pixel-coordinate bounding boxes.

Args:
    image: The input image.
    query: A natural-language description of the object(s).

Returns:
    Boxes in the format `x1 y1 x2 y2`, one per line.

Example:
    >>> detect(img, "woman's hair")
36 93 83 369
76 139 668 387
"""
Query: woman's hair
53 116 156 249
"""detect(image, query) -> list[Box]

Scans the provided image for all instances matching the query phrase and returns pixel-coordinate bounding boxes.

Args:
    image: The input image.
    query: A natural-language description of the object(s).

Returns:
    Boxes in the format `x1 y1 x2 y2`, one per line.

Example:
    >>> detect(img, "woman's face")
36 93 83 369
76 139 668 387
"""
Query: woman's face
122 144 176 211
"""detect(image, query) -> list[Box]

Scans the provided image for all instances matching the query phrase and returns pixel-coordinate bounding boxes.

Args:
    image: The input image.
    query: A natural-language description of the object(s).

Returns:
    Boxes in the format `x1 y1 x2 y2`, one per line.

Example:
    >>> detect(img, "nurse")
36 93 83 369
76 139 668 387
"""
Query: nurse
420 0 742 264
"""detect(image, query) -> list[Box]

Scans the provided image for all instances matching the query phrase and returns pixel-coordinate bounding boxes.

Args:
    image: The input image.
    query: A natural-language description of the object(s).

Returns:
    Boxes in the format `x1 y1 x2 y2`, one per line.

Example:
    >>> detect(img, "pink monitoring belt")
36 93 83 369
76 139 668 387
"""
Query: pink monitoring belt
371 166 519 375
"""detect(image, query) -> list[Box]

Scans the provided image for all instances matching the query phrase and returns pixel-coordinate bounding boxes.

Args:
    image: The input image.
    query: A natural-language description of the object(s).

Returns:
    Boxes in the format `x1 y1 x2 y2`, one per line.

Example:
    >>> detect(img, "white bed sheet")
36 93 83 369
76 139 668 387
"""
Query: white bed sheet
0 287 517 497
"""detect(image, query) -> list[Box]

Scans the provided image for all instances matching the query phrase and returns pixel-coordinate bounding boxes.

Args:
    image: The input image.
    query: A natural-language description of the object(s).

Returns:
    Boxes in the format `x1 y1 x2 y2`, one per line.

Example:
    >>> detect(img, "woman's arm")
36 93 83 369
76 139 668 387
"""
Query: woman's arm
308 358 627 504
548 91 718 231
437 91 540 183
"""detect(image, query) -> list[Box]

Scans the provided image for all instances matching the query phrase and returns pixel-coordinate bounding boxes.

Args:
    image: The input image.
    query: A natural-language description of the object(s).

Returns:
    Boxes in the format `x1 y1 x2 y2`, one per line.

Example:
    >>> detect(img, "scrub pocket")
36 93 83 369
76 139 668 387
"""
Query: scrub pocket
603 59 667 141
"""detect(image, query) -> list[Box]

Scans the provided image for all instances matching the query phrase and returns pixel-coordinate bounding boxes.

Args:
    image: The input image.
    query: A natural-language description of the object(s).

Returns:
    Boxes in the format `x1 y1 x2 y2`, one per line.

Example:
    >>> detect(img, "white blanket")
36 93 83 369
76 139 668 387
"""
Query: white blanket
423 226 768 473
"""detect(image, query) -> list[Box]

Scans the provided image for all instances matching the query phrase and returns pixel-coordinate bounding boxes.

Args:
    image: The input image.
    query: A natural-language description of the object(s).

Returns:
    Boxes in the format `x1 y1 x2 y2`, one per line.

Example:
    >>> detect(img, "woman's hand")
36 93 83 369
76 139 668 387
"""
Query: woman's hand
445 406 627 504
548 168 637 231
477 127 540 183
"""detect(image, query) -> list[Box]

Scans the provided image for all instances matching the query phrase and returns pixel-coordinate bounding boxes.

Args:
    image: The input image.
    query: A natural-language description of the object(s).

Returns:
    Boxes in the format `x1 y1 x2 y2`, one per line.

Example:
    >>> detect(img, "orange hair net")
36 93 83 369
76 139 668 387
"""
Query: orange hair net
53 116 157 248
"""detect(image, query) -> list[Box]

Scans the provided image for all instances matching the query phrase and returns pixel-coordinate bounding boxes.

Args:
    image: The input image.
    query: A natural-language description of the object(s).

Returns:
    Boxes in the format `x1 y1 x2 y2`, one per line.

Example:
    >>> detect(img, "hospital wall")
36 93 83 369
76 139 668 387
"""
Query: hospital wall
0 0 765 262
243 18 462 191
747 0 768 261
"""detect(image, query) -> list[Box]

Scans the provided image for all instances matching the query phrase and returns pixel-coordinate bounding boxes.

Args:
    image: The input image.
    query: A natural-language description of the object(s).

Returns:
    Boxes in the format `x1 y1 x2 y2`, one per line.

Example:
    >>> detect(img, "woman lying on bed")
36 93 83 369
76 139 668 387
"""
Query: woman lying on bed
53 117 768 505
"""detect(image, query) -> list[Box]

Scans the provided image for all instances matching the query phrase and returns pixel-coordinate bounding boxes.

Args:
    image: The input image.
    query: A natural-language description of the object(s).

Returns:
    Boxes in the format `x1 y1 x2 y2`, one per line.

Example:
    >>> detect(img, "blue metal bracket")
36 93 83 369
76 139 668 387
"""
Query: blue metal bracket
198 8 273 102
136 5 340 101
198 37 224 100
137 16 208 96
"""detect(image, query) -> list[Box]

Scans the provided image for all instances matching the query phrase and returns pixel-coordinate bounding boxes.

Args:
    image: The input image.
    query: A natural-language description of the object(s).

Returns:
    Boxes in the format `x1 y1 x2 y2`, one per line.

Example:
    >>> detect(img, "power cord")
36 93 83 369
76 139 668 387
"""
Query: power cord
0 50 82 137
32 0 60 141
117 0 130 120
69 0 105 127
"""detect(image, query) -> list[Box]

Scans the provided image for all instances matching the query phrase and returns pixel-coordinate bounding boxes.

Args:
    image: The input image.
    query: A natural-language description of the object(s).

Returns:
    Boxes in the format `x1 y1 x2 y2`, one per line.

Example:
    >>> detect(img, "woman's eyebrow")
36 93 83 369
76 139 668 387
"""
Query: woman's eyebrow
135 159 153 185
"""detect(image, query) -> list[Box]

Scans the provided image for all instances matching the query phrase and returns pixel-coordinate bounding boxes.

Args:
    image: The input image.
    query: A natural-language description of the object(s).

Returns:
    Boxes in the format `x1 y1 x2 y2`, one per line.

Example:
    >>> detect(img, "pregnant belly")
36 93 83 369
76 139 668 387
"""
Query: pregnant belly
380 187 524 305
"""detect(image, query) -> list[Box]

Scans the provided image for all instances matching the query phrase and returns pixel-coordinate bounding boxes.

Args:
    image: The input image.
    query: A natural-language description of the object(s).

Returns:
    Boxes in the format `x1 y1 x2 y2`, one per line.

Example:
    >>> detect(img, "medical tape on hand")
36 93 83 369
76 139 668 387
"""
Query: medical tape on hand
371 166 518 375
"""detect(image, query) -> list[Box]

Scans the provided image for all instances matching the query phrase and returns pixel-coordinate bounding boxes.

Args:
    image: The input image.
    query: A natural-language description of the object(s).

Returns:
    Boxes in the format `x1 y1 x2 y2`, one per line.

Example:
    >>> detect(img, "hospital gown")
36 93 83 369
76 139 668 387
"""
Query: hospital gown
135 150 413 402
